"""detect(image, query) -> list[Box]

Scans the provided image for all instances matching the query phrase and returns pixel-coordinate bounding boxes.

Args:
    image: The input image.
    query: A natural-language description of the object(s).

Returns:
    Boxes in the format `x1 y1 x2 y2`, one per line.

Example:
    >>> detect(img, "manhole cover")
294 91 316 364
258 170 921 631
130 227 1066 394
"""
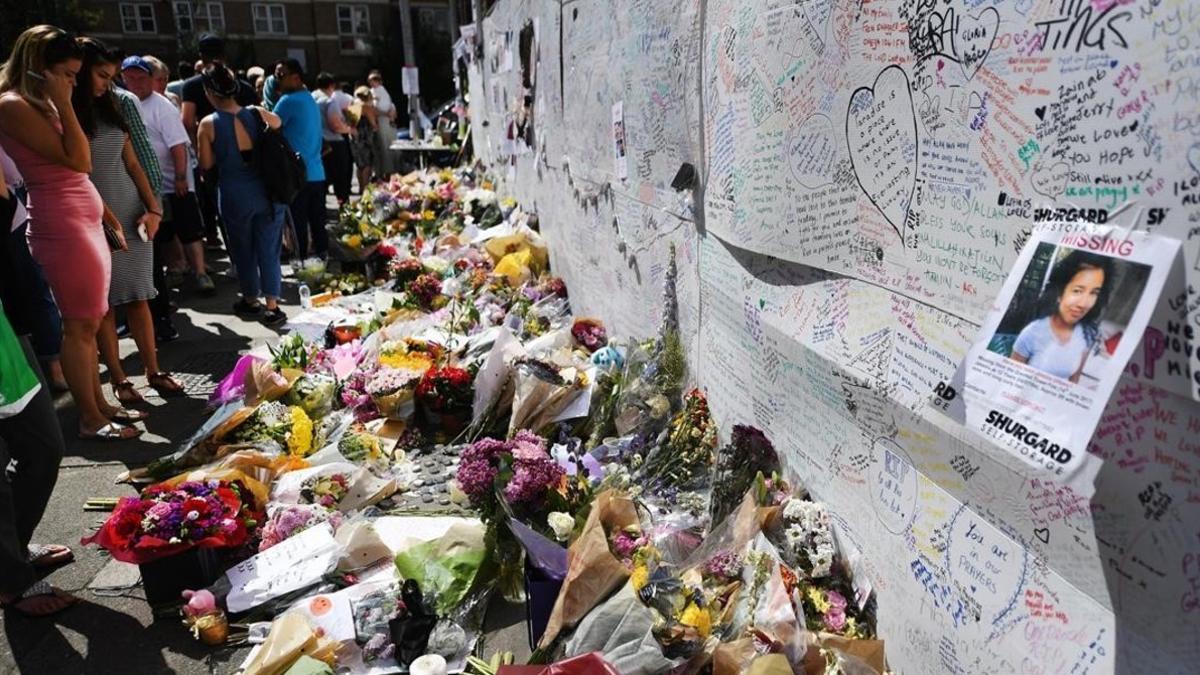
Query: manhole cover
170 351 241 397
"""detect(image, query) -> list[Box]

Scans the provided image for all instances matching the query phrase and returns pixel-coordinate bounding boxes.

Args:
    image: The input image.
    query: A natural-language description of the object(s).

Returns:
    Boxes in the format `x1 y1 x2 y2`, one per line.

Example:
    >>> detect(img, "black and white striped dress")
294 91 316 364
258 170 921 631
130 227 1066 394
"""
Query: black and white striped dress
89 120 155 306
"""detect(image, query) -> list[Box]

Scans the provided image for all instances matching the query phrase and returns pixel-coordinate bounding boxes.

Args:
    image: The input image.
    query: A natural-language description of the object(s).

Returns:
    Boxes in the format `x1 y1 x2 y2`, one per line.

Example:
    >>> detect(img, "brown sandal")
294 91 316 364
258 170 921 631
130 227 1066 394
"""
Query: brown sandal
112 380 144 404
147 371 185 397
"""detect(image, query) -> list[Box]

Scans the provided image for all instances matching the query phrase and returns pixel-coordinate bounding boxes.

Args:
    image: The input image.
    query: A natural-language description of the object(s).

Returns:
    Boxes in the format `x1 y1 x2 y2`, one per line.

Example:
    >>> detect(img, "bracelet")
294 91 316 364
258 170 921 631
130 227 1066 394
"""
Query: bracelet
148 209 162 216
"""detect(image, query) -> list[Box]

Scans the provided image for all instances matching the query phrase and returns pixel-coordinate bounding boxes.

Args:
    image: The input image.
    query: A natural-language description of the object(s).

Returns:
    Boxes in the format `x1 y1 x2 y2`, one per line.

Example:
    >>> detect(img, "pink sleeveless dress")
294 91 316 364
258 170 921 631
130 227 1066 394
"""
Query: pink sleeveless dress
0 96 109 320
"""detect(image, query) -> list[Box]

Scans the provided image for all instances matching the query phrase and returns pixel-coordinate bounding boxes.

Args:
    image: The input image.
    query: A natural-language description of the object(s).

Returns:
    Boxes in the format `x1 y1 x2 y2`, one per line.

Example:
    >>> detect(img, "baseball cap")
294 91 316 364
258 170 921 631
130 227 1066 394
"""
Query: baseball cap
198 33 225 59
121 55 152 73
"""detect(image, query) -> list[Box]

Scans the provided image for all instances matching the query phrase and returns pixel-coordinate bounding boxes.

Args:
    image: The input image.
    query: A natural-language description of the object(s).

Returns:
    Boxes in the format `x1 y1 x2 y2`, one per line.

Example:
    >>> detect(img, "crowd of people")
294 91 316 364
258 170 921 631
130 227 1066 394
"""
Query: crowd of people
0 26 403 615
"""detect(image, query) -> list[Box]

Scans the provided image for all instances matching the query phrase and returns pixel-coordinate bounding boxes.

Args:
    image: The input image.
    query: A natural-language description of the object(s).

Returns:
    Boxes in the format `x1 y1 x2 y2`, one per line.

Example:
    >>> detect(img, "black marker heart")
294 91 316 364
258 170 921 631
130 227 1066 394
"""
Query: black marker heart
1034 527 1050 544
1034 106 1046 121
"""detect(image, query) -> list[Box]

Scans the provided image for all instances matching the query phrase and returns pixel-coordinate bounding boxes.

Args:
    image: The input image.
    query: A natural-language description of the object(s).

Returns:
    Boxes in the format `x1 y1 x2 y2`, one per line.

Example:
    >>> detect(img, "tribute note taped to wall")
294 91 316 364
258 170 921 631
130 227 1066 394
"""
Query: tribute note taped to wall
936 226 1179 483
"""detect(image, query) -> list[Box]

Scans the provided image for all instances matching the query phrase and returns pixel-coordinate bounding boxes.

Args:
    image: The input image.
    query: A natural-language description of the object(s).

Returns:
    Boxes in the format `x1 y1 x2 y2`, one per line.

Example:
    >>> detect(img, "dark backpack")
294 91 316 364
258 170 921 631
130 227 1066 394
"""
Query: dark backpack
253 108 306 204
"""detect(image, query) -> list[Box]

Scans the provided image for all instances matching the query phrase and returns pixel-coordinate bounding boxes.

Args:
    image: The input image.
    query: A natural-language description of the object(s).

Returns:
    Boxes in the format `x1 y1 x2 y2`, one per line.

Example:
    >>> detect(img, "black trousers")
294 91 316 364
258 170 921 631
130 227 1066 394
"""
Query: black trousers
289 180 329 259
0 339 64 596
322 138 352 204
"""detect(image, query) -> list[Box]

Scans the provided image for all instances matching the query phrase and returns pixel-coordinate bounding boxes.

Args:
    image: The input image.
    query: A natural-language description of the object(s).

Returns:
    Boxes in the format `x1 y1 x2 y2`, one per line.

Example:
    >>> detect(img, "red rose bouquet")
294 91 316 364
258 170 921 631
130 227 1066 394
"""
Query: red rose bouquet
415 365 474 414
82 479 262 564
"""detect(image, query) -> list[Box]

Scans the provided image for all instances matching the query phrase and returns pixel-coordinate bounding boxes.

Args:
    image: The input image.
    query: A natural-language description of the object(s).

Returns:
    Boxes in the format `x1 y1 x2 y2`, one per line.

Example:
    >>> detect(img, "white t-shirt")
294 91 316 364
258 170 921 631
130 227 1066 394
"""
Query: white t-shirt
1011 316 1091 380
136 91 194 194
371 85 394 115
315 89 354 141
0 145 28 232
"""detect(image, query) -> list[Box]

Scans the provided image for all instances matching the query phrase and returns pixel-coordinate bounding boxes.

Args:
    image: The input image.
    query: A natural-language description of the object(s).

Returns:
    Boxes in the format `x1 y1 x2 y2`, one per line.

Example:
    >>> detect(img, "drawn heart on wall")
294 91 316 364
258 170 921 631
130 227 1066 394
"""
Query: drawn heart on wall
1034 105 1047 121
954 8 1000 80
846 65 919 243
1188 144 1200 175
1031 160 1070 199
1034 527 1050 544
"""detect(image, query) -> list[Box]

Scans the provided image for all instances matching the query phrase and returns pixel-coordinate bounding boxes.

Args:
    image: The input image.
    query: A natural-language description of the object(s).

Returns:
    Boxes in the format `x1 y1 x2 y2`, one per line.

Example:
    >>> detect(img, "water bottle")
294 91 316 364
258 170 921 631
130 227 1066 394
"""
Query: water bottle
298 283 311 310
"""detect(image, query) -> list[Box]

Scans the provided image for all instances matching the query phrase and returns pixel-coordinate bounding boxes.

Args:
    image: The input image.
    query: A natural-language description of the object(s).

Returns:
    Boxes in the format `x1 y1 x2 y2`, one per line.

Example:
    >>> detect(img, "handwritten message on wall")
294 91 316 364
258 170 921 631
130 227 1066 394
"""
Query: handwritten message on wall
469 0 1200 671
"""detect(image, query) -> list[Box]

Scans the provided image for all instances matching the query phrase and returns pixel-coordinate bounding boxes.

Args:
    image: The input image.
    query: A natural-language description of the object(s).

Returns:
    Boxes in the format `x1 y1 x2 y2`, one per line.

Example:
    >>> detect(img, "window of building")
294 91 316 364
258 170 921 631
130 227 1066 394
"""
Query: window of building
252 3 288 35
174 2 225 34
337 4 370 52
120 2 157 34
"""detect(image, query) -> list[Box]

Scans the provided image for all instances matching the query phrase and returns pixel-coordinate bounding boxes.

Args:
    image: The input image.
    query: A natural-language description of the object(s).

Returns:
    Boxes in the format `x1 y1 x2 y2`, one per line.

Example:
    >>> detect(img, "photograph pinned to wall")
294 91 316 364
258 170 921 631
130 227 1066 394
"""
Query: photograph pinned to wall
612 101 627 180
933 226 1180 484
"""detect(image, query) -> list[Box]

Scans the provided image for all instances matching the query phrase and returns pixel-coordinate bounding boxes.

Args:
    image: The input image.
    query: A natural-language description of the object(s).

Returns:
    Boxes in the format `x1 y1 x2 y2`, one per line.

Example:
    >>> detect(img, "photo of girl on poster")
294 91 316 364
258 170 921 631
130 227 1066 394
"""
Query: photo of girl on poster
988 245 1151 388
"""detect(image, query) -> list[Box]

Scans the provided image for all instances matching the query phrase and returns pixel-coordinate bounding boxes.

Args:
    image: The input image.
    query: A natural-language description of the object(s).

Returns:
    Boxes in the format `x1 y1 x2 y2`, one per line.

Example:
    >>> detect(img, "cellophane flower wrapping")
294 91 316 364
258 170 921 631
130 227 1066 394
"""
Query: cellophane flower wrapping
564 583 682 675
637 389 718 538
285 374 338 419
258 503 345 552
507 356 590 436
538 490 641 648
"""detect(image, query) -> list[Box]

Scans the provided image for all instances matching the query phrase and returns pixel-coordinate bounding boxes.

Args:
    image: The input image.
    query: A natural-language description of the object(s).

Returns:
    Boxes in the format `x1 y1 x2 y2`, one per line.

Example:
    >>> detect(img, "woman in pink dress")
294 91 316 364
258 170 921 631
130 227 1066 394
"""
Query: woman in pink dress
0 26 141 440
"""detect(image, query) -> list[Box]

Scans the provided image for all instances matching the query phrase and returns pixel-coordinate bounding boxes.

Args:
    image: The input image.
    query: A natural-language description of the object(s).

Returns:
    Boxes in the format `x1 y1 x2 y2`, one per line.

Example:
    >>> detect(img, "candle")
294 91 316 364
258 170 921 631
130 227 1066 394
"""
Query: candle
409 654 448 675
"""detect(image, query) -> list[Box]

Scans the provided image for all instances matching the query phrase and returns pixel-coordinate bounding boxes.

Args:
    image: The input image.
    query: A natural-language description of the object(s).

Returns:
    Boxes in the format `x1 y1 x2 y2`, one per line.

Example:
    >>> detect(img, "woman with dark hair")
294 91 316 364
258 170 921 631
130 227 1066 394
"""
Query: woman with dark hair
0 27 144 440
73 38 183 411
1010 249 1112 383
195 64 287 327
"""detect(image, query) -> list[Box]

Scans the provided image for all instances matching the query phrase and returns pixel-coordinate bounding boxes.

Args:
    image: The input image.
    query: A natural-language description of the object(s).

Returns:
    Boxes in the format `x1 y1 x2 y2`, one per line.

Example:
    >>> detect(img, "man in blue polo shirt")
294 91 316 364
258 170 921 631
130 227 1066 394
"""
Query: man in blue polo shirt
272 59 328 259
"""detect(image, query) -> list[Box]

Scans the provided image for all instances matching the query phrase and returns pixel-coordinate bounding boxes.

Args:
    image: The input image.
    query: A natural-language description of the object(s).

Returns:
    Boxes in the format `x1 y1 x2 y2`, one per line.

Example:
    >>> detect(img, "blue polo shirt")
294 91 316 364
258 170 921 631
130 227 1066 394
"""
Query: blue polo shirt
274 89 326 183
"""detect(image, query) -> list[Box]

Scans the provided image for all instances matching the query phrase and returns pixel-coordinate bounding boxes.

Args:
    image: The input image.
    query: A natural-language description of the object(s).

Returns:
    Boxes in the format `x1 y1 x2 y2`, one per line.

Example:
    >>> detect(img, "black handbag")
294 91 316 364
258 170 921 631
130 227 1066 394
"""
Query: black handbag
253 107 307 204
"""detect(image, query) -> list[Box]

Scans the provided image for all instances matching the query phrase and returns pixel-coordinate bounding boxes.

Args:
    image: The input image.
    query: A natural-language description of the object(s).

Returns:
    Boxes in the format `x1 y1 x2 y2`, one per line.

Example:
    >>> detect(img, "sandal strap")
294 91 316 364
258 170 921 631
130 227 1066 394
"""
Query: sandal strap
113 380 137 391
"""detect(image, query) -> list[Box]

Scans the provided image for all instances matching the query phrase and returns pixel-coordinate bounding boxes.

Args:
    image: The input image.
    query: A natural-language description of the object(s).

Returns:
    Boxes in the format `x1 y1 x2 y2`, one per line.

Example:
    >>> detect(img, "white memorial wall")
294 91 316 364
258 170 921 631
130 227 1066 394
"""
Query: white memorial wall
467 0 1200 671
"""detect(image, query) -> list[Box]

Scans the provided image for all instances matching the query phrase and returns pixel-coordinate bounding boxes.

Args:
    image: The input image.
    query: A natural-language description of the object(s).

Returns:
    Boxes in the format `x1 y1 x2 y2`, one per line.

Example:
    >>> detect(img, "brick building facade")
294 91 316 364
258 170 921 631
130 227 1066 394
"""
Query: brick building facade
87 0 461 93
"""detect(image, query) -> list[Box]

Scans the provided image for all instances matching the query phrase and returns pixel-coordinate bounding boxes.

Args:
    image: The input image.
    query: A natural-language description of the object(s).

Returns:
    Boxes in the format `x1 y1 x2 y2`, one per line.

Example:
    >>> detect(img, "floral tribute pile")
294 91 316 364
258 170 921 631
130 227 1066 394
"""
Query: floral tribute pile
84 166 887 675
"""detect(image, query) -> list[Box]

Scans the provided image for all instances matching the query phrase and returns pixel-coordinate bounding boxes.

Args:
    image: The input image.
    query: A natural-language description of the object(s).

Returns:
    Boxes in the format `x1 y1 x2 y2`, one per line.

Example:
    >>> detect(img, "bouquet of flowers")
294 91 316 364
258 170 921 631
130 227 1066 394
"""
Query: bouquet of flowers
340 368 382 423
775 498 835 579
308 339 365 381
455 431 564 521
293 257 328 287
710 426 782 527
400 273 447 312
228 401 315 457
300 471 352 510
258 503 345 552
637 389 717 528
269 333 311 371
390 257 428 287
366 367 424 422
416 365 475 435
379 338 443 371
508 356 591 436
795 573 876 640
330 201 385 260
82 479 262 564
284 374 337 419
338 426 385 463
323 272 372 296
571 318 608 353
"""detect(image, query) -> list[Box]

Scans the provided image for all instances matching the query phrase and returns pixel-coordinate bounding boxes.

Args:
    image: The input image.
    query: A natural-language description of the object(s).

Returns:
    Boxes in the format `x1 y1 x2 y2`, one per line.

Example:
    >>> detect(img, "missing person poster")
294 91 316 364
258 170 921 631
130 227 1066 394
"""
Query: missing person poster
933 225 1180 483
612 101 628 180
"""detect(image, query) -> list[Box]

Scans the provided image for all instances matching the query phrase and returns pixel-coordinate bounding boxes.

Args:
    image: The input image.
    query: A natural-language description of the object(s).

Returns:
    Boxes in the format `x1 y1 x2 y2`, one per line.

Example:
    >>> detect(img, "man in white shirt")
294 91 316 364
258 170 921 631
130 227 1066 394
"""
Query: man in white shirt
368 70 395 176
122 56 215 304
313 72 356 206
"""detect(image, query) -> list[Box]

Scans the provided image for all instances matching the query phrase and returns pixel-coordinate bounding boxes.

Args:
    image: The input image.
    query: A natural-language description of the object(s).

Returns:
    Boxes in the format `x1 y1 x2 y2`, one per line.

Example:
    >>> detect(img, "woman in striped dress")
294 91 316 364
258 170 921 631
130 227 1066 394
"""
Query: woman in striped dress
73 39 182 407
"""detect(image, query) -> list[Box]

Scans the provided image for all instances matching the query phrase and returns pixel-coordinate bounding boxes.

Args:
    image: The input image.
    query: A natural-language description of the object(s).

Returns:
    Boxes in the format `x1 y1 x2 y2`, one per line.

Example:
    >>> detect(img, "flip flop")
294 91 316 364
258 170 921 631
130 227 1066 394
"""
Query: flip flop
1 580 79 618
27 544 74 569
78 422 141 441
109 407 150 423
112 380 145 405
